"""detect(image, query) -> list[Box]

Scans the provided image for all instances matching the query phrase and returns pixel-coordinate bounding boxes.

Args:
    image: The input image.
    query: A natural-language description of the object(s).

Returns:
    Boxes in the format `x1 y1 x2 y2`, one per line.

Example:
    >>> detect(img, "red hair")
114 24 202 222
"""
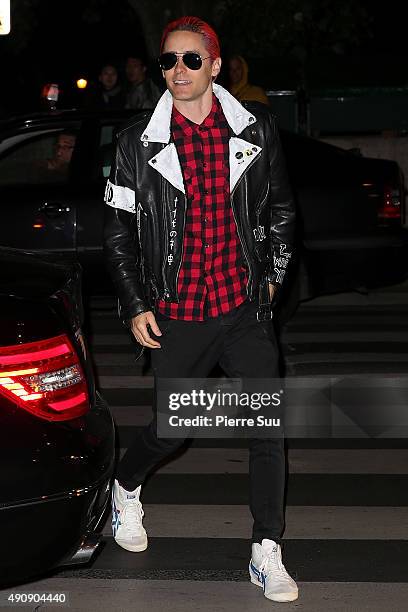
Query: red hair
160 16 220 60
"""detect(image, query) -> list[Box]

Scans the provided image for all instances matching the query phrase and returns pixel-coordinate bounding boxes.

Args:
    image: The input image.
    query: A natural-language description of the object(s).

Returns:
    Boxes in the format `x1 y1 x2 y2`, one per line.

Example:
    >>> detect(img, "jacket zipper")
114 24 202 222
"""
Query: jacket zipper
231 178 252 297
137 202 160 306
136 202 144 242
230 154 262 297
256 182 270 215
136 202 147 283
255 182 270 241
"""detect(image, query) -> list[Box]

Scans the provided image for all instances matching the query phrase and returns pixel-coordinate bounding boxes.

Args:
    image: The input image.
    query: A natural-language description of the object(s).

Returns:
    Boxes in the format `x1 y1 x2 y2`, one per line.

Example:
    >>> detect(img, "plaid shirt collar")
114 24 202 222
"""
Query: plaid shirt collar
143 85 263 195
140 84 256 144
171 95 223 136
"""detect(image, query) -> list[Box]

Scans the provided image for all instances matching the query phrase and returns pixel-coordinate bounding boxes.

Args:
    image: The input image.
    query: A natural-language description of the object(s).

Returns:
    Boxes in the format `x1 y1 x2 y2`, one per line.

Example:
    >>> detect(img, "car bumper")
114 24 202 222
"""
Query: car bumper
0 393 115 586
1 474 112 586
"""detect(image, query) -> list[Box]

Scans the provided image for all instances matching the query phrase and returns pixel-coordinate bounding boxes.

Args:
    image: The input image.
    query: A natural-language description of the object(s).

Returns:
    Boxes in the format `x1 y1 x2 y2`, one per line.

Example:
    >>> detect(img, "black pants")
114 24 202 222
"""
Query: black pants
116 299 285 544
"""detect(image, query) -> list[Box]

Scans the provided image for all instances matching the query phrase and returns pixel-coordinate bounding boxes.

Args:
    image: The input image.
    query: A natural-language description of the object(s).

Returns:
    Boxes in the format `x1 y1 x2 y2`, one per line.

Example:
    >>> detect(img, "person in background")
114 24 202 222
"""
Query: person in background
34 131 77 182
228 54 269 105
50 132 76 170
85 63 126 110
125 55 161 110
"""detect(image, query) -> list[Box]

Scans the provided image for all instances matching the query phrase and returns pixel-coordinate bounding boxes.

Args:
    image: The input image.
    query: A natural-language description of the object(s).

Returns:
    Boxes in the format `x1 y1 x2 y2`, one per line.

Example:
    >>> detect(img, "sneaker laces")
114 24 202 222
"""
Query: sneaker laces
121 498 144 534
259 546 290 579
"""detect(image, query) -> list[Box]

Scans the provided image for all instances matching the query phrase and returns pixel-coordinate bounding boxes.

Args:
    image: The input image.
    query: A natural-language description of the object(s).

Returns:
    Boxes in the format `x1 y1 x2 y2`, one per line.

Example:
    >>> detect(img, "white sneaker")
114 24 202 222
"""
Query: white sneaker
111 479 148 552
249 539 298 602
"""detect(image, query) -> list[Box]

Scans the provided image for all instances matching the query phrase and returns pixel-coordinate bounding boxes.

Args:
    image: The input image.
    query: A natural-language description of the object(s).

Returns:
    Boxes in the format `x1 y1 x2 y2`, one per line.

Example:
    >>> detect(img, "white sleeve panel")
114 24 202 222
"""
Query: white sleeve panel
104 180 136 214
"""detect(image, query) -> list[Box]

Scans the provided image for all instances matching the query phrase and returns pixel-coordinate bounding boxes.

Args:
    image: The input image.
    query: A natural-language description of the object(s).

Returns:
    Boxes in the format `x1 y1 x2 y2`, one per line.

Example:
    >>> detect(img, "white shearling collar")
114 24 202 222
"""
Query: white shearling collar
140 83 256 143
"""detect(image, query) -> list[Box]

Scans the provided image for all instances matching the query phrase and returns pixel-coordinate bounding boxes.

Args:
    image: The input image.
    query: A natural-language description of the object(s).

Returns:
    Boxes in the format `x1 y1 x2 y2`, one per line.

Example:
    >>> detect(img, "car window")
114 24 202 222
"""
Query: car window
0 129 78 186
93 124 117 182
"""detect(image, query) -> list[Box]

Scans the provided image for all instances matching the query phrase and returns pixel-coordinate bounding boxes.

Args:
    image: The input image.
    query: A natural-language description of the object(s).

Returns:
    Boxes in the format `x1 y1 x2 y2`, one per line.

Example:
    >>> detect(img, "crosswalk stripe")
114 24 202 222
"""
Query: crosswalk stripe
15 577 408 611
119 473 408 506
93 351 408 367
58 538 408 582
100 376 154 388
113 446 408 474
110 405 152 424
116 425 408 450
99 373 408 389
101 505 408 539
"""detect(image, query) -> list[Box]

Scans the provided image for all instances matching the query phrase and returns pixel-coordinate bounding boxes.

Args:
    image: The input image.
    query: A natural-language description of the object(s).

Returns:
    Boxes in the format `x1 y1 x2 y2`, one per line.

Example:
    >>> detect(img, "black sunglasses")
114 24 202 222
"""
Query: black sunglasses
158 52 211 71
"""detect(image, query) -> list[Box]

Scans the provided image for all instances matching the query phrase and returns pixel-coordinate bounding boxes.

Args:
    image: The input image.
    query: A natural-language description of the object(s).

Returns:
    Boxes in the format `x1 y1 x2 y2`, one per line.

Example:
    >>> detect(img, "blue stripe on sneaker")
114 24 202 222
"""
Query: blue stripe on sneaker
250 561 260 580
111 497 121 537
250 561 266 592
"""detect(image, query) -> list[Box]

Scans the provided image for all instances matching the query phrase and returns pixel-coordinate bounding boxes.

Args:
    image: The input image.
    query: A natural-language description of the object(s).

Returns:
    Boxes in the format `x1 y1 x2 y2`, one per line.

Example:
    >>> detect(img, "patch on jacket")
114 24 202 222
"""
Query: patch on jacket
104 180 135 213
253 225 266 242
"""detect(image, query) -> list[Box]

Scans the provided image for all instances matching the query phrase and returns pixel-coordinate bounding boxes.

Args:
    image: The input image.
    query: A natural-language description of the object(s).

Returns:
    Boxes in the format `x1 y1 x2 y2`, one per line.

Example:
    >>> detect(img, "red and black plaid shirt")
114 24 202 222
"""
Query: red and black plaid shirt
156 96 248 321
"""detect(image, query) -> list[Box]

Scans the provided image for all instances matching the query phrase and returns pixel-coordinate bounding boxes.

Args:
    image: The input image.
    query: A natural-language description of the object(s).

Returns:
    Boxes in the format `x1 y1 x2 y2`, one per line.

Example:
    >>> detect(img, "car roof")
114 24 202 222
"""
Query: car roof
0 108 140 140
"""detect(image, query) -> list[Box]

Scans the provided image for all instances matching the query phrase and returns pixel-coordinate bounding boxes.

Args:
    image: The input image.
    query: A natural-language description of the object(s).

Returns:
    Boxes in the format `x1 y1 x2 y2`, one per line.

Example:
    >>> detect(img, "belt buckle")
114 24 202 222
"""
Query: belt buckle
257 304 273 322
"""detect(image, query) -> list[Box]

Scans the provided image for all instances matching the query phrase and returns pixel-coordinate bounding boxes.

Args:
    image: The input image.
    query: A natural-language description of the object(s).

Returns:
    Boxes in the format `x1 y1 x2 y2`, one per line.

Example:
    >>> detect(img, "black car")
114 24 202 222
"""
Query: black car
0 109 407 314
280 131 407 311
0 247 115 586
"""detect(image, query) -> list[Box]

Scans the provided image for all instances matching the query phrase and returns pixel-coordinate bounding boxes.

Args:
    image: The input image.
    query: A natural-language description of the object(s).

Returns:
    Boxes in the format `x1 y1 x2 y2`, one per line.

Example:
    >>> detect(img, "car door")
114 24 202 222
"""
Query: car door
75 119 124 294
0 125 80 257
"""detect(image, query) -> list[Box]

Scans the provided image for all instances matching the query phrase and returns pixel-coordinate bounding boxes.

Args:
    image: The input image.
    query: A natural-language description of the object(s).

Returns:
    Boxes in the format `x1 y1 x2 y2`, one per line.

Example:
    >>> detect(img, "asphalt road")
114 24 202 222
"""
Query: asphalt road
2 282 408 612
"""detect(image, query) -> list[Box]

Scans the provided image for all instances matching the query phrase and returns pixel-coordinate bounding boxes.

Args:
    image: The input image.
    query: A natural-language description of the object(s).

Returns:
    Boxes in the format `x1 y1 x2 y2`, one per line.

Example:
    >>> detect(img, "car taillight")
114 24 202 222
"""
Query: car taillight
0 334 89 421
378 184 401 222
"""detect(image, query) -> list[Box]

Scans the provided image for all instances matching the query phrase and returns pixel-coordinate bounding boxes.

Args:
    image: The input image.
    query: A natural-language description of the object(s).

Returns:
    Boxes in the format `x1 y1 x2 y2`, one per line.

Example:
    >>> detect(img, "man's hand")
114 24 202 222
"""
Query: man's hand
268 282 276 301
130 311 163 348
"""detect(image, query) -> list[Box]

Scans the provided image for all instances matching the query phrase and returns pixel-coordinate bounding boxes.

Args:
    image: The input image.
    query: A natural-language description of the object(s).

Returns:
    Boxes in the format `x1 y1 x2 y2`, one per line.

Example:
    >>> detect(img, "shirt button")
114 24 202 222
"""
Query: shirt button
204 189 209 195
204 217 208 223
204 243 209 248
203 162 207 168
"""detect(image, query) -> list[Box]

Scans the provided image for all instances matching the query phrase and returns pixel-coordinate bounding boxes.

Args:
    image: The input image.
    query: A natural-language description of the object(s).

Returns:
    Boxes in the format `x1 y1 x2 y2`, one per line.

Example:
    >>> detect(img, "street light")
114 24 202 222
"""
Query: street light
76 78 88 90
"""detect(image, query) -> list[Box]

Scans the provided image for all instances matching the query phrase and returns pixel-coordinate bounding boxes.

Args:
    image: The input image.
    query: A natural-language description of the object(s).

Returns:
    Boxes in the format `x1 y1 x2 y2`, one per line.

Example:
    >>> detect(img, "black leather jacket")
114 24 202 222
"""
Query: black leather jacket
103 85 295 323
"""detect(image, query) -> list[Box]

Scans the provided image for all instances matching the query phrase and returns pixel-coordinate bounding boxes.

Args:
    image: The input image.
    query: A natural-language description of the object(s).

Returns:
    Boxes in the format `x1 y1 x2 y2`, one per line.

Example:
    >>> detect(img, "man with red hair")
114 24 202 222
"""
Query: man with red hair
104 16 298 603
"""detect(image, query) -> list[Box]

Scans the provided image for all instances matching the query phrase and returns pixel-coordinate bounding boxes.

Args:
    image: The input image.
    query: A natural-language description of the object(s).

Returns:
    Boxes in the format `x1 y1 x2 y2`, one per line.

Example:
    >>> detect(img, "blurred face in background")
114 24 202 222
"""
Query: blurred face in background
126 58 146 84
99 65 118 91
55 134 76 164
229 57 243 86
